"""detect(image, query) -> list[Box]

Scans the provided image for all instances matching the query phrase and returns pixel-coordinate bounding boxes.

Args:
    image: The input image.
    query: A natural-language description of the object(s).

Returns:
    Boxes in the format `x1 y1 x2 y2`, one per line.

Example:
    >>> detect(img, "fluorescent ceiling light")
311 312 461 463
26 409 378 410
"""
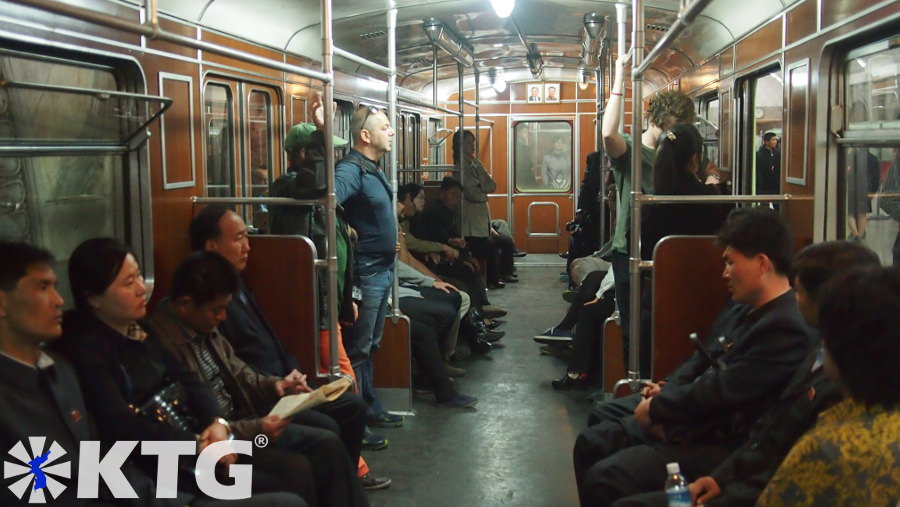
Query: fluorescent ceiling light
493 76 507 93
490 0 515 18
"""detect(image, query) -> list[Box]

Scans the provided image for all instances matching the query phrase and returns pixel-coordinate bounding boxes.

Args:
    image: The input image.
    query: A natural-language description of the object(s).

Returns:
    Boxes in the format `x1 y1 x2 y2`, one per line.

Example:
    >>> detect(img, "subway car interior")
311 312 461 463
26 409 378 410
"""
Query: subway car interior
0 0 898 505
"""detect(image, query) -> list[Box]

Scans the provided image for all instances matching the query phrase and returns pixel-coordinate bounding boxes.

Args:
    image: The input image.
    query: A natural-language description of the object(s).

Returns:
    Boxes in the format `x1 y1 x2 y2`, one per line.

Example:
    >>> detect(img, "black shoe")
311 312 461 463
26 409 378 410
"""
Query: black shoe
361 473 392 491
558 251 568 258
471 339 493 354
512 250 527 258
483 330 505 343
552 373 589 390
488 280 506 289
501 275 519 283
486 319 505 330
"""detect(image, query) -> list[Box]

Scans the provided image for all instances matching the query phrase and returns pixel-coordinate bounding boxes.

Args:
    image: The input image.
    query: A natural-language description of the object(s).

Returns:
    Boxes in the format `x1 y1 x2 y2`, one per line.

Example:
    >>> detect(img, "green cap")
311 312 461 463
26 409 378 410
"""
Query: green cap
284 123 348 153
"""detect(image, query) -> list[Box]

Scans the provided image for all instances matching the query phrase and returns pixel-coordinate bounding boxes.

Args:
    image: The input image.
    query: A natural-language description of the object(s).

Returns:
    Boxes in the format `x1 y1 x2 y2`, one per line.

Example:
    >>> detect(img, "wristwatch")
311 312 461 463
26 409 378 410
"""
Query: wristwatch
214 417 234 440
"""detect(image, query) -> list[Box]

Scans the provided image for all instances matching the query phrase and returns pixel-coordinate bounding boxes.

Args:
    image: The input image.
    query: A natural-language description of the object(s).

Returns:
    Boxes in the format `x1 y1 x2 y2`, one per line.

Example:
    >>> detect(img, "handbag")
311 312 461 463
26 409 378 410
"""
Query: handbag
132 382 201 433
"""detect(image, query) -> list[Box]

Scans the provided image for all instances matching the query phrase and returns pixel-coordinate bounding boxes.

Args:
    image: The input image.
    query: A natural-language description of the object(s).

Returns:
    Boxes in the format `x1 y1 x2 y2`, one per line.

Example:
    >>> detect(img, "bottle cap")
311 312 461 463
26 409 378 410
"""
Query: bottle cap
666 462 680 474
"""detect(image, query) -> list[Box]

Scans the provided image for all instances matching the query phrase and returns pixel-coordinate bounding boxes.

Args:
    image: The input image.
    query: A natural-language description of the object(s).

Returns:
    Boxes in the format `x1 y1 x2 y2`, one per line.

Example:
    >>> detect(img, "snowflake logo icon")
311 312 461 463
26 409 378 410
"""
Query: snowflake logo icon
3 437 71 503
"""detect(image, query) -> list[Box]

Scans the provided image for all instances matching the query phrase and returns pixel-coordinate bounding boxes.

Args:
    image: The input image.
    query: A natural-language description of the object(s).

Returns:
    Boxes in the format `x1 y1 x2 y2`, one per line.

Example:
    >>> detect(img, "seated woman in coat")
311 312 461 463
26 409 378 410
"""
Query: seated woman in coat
59 237 316 505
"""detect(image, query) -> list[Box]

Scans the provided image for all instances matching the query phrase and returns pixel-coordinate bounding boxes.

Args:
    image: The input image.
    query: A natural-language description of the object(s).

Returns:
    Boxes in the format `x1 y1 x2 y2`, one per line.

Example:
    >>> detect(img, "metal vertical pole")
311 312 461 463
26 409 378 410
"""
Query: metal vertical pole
628 0 645 388
616 3 627 134
596 40 608 247
432 44 439 107
321 0 339 378
474 69 480 158
388 5 401 317
457 62 465 236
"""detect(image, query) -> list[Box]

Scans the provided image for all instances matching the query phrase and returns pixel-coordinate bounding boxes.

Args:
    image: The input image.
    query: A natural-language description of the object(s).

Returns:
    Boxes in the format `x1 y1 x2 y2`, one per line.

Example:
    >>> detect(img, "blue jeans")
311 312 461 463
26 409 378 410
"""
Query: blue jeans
348 265 393 415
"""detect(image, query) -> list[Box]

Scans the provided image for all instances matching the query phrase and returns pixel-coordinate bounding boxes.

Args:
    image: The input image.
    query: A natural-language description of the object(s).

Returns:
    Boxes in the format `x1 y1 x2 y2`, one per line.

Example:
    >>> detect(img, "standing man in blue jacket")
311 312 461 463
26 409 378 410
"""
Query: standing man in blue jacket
334 105 401 428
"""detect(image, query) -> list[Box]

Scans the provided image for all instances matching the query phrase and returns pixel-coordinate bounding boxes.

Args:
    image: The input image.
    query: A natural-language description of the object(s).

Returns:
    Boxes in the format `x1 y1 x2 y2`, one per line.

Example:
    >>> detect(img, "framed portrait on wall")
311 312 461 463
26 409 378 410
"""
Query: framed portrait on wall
526 83 543 103
544 83 560 103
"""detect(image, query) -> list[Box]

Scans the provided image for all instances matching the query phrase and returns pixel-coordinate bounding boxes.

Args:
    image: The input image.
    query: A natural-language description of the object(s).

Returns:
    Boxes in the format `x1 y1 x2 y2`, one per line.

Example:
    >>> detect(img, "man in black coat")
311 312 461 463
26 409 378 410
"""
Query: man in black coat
611 241 882 507
573 208 811 506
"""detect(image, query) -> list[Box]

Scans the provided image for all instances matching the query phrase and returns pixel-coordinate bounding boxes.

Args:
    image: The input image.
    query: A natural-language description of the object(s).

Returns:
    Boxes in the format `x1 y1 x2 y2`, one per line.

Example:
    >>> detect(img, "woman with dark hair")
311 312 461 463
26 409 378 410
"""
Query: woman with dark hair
546 123 729 388
60 238 317 505
758 266 900 505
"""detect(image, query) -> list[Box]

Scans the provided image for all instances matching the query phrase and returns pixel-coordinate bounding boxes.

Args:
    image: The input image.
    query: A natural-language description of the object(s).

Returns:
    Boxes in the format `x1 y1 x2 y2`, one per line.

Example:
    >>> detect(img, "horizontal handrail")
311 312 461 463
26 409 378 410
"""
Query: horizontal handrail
10 0 331 83
334 46 391 75
192 196 326 207
632 0 715 79
637 194 814 204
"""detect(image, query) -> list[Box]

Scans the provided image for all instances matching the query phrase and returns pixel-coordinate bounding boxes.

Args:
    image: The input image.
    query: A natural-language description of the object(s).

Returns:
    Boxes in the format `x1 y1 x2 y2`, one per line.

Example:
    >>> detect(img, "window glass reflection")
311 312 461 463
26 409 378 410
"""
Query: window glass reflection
515 121 572 192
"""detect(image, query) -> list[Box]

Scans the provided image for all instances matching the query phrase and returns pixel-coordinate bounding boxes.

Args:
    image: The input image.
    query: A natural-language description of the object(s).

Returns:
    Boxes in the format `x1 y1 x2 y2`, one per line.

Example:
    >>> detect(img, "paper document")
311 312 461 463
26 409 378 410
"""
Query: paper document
268 377 352 419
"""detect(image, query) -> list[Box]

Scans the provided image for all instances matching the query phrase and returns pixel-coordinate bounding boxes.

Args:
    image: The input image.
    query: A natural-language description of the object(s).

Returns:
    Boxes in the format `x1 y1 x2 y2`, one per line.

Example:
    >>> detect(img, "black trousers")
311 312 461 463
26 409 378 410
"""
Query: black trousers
275 393 369 507
400 291 460 402
432 261 490 309
467 236 513 283
249 447 317 506
569 290 616 376
558 270 608 330
573 408 734 506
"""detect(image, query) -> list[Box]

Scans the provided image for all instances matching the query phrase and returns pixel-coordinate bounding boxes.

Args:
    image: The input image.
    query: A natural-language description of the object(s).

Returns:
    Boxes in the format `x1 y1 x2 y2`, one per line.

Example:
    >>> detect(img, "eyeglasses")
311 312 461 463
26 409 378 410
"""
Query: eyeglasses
359 106 380 132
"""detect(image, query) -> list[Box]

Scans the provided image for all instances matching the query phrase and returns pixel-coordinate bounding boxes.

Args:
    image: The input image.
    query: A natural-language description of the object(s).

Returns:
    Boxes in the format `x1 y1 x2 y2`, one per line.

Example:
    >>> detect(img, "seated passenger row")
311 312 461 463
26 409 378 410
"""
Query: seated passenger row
572 207 900 506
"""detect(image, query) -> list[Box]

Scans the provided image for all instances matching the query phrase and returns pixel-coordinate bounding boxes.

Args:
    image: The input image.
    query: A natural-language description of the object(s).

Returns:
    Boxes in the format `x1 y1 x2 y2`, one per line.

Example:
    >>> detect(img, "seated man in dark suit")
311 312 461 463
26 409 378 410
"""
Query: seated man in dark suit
150 251 368 507
573 207 811 506
612 240 882 506
188 207 370 470
0 241 303 507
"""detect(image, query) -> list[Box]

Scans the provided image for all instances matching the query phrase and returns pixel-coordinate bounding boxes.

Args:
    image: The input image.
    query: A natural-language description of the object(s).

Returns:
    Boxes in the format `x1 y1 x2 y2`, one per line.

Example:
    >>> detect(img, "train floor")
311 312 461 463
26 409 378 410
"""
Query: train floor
363 257 594 507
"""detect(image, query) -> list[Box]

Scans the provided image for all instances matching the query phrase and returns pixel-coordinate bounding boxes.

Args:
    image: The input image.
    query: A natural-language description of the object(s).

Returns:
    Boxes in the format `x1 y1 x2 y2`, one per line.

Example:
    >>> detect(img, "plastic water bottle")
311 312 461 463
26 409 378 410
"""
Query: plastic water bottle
665 462 691 507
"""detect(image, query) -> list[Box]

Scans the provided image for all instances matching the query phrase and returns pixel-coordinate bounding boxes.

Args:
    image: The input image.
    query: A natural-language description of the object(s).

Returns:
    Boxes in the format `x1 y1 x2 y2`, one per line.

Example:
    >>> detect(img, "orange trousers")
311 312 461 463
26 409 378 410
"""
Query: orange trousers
318 327 370 478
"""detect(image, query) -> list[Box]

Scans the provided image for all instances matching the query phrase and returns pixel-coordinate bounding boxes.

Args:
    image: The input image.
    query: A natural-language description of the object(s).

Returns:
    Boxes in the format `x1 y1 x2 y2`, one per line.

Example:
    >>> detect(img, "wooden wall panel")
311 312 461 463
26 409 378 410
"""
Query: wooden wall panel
821 0 882 28
786 0 818 46
735 18 783 71
160 76 195 189
201 30 284 79
146 17 198 58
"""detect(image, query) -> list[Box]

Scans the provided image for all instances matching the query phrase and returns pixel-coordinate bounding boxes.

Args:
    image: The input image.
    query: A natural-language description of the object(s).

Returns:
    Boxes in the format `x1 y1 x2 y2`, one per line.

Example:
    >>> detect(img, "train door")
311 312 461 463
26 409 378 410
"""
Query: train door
736 67 783 197
510 118 575 253
202 78 279 232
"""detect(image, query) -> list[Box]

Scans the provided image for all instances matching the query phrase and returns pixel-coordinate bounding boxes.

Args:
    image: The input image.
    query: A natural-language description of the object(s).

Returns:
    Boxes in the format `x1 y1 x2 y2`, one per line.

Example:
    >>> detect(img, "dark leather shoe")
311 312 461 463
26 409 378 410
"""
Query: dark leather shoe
552 373 589 390
501 275 519 283
488 280 506 289
512 250 527 258
483 330 505 343
471 339 493 354
486 319 505 330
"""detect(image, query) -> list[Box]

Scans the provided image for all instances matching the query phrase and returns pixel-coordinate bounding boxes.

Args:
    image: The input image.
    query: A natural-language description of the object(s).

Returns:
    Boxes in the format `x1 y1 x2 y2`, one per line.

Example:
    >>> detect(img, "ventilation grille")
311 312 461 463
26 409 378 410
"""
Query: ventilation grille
646 23 669 32
360 30 386 39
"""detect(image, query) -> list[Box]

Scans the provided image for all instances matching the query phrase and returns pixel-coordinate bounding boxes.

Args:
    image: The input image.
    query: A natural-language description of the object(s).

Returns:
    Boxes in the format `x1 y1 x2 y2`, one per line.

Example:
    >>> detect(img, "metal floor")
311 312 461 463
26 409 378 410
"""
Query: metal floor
364 262 592 507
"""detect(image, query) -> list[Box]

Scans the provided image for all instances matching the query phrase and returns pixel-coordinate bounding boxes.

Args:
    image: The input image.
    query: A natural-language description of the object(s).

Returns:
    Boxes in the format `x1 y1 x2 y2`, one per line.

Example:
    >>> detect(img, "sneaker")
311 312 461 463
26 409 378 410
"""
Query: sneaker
551 372 590 390
361 429 389 451
533 327 574 345
367 411 404 428
360 473 392 491
436 393 478 408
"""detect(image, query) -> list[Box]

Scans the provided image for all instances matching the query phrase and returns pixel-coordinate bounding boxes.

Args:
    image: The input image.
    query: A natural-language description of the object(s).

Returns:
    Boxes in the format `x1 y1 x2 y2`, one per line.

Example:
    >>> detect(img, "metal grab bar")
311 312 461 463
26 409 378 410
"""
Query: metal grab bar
10 0 331 83
192 196 326 207
632 0 715 79
638 194 814 203
334 46 392 75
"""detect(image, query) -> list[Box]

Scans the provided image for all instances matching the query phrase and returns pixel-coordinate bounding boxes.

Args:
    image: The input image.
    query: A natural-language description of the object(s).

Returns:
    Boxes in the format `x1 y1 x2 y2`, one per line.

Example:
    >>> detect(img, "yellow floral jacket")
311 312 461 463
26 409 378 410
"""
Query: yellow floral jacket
757 398 900 506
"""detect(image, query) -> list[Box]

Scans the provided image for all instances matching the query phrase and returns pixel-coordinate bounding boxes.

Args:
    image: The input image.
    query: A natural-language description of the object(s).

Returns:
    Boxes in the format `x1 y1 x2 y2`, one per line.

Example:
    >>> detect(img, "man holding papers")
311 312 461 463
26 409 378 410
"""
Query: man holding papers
150 251 369 507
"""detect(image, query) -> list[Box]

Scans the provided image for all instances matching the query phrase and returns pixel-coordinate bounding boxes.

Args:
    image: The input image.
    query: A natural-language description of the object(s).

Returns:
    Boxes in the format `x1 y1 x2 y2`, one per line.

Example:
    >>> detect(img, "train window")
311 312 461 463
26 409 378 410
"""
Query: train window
247 90 272 233
744 69 783 196
514 121 572 193
698 94 720 170
842 39 900 265
204 83 235 198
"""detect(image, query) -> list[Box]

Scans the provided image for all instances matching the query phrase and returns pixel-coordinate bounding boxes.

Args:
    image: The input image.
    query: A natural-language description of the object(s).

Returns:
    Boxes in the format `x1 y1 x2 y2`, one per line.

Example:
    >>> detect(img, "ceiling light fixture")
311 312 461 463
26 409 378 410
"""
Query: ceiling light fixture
489 0 515 18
